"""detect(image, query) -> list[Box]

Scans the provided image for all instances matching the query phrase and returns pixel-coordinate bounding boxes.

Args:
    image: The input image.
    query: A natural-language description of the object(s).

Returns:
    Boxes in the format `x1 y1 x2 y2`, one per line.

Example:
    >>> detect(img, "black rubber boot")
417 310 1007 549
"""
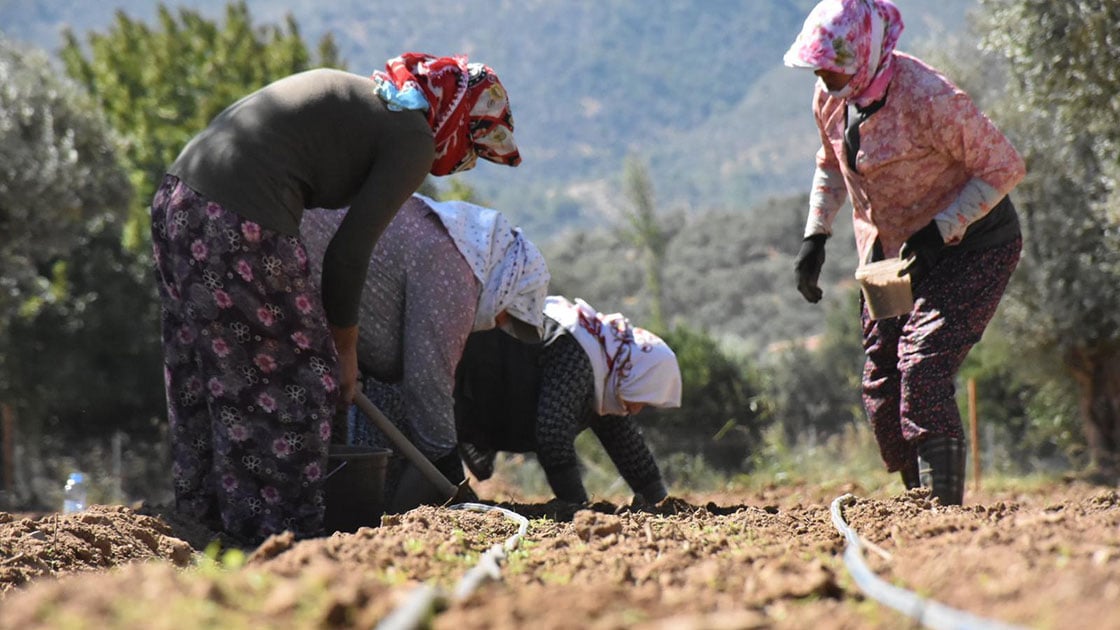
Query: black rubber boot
899 459 921 490
545 465 589 504
386 462 447 514
917 436 966 506
434 451 466 485
634 478 669 504
458 442 497 481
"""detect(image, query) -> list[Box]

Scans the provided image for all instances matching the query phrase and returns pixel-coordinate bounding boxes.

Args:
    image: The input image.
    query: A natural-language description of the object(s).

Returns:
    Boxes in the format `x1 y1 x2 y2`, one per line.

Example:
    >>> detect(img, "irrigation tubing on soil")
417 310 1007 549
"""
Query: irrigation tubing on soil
376 502 530 630
830 493 1026 630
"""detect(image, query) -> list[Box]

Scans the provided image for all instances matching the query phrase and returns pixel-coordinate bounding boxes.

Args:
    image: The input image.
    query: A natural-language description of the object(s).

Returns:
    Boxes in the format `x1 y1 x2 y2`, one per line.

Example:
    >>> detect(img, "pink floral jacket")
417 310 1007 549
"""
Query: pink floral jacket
805 53 1026 261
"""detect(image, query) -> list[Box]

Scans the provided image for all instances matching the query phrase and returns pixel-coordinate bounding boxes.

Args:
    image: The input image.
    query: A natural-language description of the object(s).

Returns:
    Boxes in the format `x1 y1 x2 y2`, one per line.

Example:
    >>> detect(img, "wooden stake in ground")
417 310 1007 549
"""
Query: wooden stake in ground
1 403 13 496
967 378 980 493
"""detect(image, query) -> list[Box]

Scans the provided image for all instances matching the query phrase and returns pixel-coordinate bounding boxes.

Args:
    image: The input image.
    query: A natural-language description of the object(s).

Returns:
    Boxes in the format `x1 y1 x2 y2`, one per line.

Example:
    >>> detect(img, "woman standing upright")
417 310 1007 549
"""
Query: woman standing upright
150 53 520 543
785 0 1025 504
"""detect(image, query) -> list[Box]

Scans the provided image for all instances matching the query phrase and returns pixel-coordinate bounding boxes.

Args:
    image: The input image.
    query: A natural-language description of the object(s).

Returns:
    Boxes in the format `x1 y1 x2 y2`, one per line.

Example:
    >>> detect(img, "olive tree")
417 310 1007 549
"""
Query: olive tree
979 0 1120 478
0 39 131 326
0 37 134 506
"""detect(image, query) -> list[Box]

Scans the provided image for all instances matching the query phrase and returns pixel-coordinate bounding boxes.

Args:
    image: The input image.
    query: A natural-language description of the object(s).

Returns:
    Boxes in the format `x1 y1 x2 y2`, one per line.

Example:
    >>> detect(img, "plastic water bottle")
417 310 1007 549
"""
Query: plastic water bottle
62 471 88 514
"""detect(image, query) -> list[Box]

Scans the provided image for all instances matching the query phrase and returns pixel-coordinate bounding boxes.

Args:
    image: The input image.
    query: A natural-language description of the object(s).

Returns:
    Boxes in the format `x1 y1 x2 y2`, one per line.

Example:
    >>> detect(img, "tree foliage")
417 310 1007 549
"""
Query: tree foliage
618 156 670 331
545 193 858 358
958 325 1082 473
978 0 1120 476
981 0 1120 165
764 288 864 447
977 0 1120 348
4 222 165 441
0 38 131 327
59 0 345 247
644 325 765 472
0 37 141 505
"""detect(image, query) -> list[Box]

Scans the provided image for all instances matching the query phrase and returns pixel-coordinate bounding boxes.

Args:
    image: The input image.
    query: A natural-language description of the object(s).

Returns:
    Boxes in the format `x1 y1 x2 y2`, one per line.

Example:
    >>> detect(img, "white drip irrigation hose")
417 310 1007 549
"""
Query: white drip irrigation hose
376 502 530 630
830 493 1025 630
448 502 530 599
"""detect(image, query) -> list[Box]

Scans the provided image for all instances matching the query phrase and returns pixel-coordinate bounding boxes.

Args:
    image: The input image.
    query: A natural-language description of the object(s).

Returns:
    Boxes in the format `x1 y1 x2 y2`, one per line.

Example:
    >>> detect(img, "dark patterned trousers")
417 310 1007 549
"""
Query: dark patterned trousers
861 237 1021 472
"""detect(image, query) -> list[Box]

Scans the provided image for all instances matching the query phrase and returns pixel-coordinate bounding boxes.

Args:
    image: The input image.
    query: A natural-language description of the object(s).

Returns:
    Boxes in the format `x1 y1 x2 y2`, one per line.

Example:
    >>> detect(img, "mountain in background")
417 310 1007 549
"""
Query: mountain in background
1 0 977 236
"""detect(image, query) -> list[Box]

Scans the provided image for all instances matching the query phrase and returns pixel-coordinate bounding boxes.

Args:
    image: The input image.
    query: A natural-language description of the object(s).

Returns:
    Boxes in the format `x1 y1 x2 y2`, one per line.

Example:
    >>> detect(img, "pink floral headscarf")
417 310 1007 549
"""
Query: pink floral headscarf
782 0 904 107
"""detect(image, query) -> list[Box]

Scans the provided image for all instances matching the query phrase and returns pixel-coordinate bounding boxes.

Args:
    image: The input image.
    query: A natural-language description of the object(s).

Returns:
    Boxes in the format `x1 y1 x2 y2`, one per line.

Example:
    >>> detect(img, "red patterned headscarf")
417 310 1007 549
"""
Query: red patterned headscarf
373 53 521 176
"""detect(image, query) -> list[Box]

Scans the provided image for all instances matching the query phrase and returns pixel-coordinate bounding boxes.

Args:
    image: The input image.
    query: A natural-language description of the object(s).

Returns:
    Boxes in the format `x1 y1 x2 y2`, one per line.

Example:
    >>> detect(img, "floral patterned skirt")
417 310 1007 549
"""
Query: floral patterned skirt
150 175 339 543
861 237 1021 473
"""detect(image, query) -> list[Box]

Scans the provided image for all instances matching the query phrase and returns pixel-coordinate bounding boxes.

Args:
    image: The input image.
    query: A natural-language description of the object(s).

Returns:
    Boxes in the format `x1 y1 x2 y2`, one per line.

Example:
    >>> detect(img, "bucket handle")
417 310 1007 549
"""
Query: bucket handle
324 460 348 481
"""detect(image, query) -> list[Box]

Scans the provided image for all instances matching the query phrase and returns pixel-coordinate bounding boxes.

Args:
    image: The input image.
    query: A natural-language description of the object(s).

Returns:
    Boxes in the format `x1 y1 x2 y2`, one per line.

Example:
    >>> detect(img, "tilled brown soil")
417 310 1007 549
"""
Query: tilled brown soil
0 479 1117 629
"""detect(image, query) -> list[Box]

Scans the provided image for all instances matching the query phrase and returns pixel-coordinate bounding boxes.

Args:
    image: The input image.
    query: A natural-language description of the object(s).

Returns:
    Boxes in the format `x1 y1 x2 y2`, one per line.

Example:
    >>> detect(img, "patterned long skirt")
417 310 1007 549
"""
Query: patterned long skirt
861 237 1021 473
150 175 339 543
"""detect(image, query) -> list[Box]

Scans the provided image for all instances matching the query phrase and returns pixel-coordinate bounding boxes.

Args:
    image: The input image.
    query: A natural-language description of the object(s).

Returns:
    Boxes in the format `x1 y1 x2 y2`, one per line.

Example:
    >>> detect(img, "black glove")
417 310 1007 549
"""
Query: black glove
794 234 828 303
899 221 944 288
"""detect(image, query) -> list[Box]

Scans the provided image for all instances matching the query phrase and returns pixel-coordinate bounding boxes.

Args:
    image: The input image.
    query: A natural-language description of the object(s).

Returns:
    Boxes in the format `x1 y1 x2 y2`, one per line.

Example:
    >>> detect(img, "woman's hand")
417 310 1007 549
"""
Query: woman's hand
329 325 360 410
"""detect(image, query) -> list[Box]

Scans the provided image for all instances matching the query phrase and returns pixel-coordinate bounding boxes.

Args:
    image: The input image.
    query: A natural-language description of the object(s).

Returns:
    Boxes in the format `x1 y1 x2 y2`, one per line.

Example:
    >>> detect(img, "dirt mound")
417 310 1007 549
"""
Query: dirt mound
0 505 194 593
0 483 1117 629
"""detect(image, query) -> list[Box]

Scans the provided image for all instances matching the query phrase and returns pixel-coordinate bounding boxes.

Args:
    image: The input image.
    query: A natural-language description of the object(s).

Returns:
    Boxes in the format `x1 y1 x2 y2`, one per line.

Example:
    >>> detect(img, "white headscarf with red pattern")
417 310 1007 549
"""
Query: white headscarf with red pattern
544 296 682 417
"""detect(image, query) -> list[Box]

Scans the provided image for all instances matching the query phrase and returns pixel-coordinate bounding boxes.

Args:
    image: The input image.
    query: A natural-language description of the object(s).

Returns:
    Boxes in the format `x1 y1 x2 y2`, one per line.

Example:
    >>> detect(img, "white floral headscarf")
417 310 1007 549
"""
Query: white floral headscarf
414 195 549 338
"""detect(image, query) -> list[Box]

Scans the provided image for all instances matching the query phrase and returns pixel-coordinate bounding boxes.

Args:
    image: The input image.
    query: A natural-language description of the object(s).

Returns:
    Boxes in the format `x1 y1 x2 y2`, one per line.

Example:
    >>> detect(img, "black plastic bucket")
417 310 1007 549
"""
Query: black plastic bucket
323 445 391 533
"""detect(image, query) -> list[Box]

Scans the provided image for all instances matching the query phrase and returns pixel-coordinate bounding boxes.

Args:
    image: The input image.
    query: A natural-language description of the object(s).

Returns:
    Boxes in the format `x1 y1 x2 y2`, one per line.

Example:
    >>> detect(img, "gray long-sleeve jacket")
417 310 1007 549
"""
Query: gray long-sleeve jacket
170 68 434 327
